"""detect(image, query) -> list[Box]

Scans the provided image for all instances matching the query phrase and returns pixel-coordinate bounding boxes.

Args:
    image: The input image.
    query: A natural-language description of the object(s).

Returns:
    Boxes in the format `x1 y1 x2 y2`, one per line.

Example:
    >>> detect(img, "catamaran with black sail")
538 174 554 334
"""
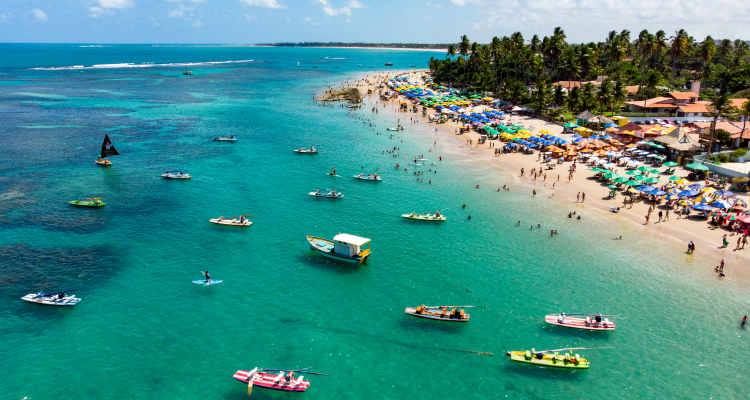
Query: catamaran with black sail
95 134 119 166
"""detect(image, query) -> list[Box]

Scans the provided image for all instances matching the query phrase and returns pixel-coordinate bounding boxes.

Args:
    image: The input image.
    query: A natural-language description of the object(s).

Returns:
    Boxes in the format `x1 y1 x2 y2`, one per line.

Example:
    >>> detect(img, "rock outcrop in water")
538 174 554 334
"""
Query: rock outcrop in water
316 88 362 104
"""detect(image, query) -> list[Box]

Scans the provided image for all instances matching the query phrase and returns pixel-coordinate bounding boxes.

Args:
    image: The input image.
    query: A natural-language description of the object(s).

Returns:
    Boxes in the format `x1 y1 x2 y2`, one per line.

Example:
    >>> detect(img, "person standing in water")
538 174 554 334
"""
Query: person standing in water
742 315 748 327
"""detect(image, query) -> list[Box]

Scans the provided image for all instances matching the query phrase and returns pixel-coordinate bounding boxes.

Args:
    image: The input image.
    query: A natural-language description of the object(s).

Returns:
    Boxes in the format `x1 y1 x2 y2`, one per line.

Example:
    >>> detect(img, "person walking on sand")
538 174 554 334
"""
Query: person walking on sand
521 168 525 176
533 189 537 197
658 210 663 222
645 214 650 224
664 209 669 221
687 241 693 254
719 259 725 273
581 192 586 203
742 235 748 249
576 192 580 203
722 234 729 248
736 237 742 250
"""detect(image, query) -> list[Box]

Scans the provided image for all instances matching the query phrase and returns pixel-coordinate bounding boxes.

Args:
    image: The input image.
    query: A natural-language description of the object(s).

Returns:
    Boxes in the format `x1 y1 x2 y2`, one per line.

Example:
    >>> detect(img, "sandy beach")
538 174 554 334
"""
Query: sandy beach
332 71 750 279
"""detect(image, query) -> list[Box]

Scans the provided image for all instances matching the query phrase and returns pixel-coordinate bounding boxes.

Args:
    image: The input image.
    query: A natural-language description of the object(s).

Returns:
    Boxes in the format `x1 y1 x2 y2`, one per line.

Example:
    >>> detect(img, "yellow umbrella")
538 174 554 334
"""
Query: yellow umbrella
677 199 692 206
732 176 749 182
538 130 553 135
675 179 689 185
627 188 639 193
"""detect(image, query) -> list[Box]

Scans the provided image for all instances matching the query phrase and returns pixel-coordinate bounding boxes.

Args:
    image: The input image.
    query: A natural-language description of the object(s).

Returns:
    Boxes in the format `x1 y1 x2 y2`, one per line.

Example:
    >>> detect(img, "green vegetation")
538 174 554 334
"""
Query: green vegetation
260 42 449 50
730 148 747 158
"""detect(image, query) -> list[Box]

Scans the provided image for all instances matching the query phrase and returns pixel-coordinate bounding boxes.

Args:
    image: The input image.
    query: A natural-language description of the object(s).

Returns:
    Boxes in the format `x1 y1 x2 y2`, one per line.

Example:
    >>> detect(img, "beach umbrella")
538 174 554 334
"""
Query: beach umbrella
734 198 747 206
627 188 640 193
613 177 629 183
675 179 689 185
649 168 662 174
668 175 682 181
632 175 648 181
732 176 750 183
642 177 661 184
677 199 692 206
607 184 618 189
678 190 700 197
604 163 618 169
693 203 715 211
591 168 607 172
688 183 705 190
624 181 641 186
603 172 618 179
710 200 733 209
637 185 656 192
663 194 680 200
711 210 727 217
650 189 667 196
663 161 678 167
686 163 709 171
625 170 639 176
637 165 651 172
713 190 734 197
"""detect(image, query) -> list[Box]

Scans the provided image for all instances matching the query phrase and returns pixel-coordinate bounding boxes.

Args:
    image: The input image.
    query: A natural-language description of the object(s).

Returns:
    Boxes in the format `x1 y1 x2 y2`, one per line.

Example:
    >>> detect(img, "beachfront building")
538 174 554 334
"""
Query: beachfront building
685 121 750 148
624 91 707 117
653 127 703 164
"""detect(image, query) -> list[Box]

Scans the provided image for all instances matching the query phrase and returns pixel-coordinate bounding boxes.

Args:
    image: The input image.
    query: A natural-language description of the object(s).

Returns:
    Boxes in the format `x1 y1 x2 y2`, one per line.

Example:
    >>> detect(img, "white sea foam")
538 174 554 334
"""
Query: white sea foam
31 59 254 71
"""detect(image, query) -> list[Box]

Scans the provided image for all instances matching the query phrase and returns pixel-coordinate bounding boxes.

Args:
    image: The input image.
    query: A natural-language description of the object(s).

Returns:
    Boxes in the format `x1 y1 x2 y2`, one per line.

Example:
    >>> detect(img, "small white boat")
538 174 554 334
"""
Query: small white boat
213 136 237 141
402 212 445 221
545 313 617 331
294 147 318 154
22 290 81 306
309 189 344 199
408 163 422 166
161 171 191 179
353 173 382 181
386 127 403 131
306 233 371 264
297 61 300 67
209 216 252 226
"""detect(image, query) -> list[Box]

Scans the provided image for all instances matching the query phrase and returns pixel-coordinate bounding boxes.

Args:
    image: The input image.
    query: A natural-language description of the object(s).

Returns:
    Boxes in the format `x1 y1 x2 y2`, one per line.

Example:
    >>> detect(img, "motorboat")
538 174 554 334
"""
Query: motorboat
306 233 371 263
22 289 81 306
402 212 445 221
309 189 344 199
161 171 191 179
353 173 381 181
209 215 252 226
234 368 310 394
545 313 618 331
294 147 318 154
213 136 237 141
183 70 193 75
506 348 590 369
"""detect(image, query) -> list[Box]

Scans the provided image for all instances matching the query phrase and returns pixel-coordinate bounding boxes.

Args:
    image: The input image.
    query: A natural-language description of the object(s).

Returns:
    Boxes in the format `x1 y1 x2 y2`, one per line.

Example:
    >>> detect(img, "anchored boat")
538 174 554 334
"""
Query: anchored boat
545 313 618 331
402 212 445 221
161 171 191 179
307 233 371 263
234 367 328 395
22 289 81 306
69 198 105 207
386 127 404 131
95 134 119 166
309 189 344 199
353 173 381 181
209 215 253 226
213 136 237 141
506 348 590 369
294 147 317 154
183 70 193 75
404 305 469 322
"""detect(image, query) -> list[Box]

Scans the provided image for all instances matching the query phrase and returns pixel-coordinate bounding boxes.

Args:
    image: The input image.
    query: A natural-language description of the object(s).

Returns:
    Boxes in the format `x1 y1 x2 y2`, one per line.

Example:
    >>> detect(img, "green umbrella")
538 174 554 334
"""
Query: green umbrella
564 122 578 128
591 168 607 172
632 174 647 181
637 165 651 172
626 170 639 176
603 172 618 179
607 185 618 189
642 177 661 184
686 163 709 171
663 161 678 167
650 168 662 174
613 176 630 183
651 143 665 149
668 175 682 181
624 180 641 186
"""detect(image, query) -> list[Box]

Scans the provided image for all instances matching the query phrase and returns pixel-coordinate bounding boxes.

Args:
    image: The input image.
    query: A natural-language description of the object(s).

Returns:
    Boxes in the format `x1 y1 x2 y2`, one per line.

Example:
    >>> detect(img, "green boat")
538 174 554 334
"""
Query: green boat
506 348 589 369
69 198 105 207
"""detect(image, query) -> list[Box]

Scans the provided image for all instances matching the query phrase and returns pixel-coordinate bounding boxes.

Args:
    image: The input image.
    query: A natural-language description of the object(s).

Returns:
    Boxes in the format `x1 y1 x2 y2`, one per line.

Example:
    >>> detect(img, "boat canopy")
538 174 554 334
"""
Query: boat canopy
333 234 370 246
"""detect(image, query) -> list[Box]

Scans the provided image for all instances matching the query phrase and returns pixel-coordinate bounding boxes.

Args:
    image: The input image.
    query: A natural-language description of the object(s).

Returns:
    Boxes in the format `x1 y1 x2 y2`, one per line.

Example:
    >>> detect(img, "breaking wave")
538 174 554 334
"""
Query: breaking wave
31 59 254 71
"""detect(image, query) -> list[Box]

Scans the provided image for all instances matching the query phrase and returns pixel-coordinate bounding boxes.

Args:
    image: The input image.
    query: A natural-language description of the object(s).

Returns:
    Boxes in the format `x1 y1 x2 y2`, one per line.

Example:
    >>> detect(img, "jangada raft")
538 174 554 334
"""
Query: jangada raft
95 134 119 166
309 189 344 199
402 212 445 221
307 233 371 263
161 171 191 179
22 289 81 306
353 173 382 181
69 198 105 207
404 305 469 322
506 348 590 369
545 313 619 331
209 215 253 226
294 147 317 154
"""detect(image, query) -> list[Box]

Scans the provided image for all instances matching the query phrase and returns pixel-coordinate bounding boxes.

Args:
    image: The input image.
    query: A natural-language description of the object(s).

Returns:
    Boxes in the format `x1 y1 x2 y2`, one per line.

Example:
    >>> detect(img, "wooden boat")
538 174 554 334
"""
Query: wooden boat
294 147 317 154
385 62 393 66
506 348 590 369
209 216 252 226
545 313 617 331
404 305 468 322
402 212 445 221
161 171 191 179
69 198 105 207
22 289 81 306
213 136 237 141
307 233 371 263
95 134 119 166
309 189 344 199
353 173 382 181
234 368 311 394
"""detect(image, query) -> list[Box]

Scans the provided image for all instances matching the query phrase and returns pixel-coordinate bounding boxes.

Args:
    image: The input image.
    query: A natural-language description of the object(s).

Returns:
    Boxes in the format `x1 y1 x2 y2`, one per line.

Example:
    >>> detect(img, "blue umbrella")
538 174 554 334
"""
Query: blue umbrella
604 123 618 128
663 193 680 200
651 190 667 196
713 190 734 197
678 190 700 197
692 203 715 211
637 185 656 192
710 200 733 209
688 183 705 190
572 134 583 139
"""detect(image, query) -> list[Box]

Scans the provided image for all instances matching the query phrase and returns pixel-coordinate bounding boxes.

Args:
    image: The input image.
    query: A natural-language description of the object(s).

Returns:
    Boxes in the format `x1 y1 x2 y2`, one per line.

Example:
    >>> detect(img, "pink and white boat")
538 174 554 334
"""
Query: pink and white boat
545 313 617 331
234 368 310 394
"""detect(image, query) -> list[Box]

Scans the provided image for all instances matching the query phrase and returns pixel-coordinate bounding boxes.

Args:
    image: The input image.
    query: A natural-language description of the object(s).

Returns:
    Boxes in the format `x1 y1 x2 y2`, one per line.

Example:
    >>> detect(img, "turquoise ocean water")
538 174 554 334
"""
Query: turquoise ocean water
1 45 749 399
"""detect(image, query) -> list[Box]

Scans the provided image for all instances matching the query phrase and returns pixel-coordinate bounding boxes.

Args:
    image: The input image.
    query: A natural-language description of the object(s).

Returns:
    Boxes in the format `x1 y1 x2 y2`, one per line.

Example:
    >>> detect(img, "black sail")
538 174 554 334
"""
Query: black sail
100 134 119 158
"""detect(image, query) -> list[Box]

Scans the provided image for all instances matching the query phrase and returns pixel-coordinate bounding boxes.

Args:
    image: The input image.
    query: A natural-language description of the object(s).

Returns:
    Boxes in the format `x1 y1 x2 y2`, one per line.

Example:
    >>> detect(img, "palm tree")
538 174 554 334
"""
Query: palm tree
738 100 750 145
458 35 470 88
567 86 582 113
669 29 690 84
552 85 565 108
699 36 716 72
707 93 736 154
612 79 628 116
597 79 613 118
534 82 551 116
641 70 662 117
489 37 501 91
446 44 456 87
717 39 733 64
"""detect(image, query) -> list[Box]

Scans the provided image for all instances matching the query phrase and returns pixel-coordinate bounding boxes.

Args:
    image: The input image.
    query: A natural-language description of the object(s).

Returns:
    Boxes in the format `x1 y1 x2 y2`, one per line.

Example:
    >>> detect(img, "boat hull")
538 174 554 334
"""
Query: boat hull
404 308 469 322
213 138 237 141
22 294 81 306
402 214 445 221
162 174 191 179
234 370 309 392
95 160 112 166
306 236 369 264
309 192 344 198
69 200 105 207
209 219 252 226
507 351 589 369
545 315 616 331
352 176 382 181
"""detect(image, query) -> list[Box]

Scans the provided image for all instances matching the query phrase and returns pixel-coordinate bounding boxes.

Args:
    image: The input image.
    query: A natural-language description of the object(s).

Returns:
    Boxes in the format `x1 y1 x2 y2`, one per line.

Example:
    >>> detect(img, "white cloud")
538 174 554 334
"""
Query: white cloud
165 0 205 2
193 20 202 27
347 0 365 8
304 16 320 25
31 8 48 21
451 0 482 5
239 0 287 8
96 0 135 8
151 15 160 26
426 1 443 8
169 9 184 17
244 14 258 20
0 12 13 23
313 0 352 16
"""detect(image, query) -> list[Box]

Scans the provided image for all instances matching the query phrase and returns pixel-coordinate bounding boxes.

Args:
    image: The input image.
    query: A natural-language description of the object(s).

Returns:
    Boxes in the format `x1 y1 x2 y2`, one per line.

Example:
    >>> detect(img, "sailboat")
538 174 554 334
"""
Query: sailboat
95 134 119 166
297 61 300 67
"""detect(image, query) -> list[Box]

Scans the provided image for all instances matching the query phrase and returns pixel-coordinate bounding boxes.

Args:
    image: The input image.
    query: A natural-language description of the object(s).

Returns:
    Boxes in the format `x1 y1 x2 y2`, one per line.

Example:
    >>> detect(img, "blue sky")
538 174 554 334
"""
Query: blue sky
1 0 749 44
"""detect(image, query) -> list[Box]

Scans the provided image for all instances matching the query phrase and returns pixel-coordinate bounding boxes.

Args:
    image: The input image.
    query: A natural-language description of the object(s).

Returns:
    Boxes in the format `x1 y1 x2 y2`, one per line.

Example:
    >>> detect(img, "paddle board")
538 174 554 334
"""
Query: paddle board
326 173 342 177
193 280 223 285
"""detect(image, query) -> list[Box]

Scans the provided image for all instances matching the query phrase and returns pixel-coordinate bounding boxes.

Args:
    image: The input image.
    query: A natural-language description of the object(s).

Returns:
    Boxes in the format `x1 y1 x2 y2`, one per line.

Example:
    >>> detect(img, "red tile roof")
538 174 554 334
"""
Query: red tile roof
677 104 709 113
667 92 700 100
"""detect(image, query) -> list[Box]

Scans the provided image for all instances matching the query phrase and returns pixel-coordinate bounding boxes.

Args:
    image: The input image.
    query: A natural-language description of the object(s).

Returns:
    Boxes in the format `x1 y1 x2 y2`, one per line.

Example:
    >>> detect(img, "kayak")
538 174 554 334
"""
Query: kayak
402 213 446 221
506 349 590 369
193 280 222 285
